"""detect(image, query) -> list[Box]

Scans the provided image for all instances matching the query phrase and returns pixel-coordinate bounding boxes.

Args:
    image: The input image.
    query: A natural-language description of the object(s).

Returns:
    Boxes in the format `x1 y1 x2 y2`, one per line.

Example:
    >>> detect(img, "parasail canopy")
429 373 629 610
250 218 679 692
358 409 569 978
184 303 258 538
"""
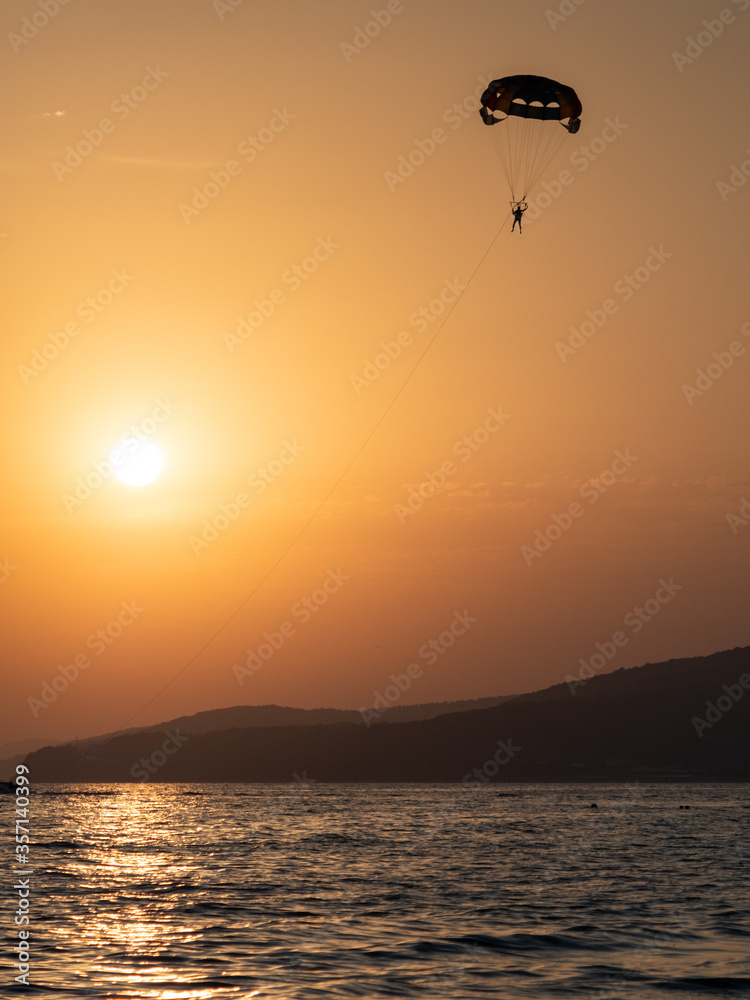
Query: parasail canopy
479 74 582 207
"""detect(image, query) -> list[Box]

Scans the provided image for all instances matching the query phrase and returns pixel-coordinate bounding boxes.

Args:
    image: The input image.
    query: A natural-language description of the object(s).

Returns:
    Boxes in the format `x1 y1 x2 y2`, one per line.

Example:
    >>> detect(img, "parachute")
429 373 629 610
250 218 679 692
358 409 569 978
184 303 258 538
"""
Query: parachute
479 74 582 211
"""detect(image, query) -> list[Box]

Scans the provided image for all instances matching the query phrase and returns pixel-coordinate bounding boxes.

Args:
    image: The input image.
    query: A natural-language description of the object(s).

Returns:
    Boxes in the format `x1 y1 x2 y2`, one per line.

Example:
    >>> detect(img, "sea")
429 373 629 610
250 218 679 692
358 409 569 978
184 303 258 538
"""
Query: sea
2 782 749 999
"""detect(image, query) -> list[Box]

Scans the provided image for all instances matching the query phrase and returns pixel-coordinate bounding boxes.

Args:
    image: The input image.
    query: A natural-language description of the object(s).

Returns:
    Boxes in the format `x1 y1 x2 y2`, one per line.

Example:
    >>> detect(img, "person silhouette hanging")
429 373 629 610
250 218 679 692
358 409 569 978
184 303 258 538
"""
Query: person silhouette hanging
511 203 526 234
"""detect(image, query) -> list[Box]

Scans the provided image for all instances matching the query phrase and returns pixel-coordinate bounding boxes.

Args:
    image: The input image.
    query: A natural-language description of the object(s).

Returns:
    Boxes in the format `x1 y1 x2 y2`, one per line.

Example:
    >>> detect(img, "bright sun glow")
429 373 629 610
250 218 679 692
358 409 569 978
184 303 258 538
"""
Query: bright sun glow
113 438 163 487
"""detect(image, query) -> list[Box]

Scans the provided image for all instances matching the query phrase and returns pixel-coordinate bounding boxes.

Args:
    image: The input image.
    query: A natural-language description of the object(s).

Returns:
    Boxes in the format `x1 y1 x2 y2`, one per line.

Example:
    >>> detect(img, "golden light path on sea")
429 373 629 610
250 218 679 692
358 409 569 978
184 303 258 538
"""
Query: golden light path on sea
59 792 264 999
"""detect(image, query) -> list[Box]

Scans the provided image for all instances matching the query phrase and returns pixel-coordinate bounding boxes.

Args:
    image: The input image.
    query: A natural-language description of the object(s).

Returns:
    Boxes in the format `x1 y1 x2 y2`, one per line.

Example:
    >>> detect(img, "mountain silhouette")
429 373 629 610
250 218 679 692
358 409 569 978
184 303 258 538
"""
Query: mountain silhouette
0 697 515 779
78 694 517 743
24 647 750 782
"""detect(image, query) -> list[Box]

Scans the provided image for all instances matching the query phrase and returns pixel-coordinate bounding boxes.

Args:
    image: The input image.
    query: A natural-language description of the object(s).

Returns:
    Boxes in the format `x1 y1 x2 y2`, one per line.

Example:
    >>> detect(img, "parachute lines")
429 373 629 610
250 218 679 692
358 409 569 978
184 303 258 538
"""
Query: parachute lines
481 74 582 205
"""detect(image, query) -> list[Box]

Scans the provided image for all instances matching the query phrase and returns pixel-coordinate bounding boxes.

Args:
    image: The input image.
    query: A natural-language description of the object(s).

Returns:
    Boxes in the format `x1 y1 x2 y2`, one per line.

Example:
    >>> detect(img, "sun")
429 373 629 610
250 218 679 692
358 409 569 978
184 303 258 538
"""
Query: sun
113 438 164 487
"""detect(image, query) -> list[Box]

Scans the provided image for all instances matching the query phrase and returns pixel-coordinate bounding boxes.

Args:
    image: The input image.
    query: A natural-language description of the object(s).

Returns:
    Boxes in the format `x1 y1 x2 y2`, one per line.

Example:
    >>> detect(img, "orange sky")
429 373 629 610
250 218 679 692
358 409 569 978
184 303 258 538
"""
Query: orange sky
2 0 749 746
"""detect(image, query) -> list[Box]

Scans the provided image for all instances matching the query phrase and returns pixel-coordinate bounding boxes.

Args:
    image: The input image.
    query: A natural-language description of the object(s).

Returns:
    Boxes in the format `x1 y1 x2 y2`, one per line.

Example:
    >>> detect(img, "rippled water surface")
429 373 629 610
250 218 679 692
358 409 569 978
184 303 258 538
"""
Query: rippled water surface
2 783 749 999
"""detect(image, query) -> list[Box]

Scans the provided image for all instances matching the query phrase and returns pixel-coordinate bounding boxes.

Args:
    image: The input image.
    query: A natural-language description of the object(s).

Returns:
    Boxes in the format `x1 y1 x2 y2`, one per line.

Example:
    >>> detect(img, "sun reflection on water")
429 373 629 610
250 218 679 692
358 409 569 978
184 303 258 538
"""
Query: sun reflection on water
51 786 240 998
